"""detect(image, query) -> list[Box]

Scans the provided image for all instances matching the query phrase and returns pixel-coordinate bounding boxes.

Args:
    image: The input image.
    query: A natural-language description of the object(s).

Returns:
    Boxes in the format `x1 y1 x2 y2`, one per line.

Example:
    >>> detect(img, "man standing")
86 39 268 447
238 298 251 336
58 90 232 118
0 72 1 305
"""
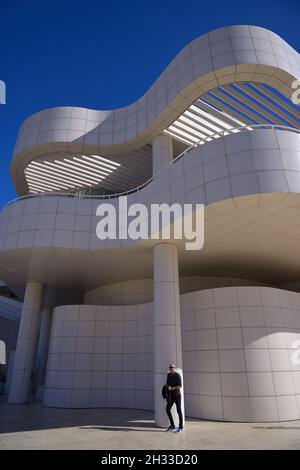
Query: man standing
165 363 183 432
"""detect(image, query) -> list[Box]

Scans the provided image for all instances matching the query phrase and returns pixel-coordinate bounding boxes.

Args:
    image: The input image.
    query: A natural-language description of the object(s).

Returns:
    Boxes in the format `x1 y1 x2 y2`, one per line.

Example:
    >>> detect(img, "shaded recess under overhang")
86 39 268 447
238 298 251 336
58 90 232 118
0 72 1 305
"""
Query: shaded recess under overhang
2 193 300 304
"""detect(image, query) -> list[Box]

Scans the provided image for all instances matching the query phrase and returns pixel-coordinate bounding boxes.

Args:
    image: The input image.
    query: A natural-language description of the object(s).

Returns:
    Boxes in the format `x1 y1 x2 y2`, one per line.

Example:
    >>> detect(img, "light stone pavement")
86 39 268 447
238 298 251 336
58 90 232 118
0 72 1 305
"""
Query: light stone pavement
0 397 300 450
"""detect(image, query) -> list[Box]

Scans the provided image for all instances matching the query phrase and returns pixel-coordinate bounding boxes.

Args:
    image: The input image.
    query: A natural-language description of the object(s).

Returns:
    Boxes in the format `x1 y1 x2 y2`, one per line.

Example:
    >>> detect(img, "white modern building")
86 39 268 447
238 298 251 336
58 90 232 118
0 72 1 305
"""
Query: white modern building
1 25 300 424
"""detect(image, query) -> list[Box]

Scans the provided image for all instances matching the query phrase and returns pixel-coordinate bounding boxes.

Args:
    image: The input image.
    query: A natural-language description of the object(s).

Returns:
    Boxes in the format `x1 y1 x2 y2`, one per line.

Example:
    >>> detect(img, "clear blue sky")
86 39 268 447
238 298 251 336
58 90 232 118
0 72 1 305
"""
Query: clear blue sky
0 0 299 206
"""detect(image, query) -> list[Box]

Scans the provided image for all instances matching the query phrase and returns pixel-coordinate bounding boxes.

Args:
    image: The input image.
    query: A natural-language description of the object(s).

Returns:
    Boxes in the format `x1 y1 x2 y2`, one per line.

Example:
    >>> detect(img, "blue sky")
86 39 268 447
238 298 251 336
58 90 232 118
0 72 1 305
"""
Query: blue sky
0 0 299 206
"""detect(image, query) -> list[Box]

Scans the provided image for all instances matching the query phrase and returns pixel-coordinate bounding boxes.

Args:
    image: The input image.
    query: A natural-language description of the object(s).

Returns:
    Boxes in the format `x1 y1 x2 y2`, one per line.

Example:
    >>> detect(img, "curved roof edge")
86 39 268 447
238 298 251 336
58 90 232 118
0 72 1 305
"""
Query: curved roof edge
11 25 300 195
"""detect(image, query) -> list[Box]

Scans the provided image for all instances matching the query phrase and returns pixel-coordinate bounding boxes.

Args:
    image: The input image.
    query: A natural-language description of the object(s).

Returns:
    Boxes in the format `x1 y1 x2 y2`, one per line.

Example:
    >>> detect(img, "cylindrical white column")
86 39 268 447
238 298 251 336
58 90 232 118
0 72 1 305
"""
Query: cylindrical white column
33 308 52 398
4 351 15 395
152 134 173 175
8 282 43 403
153 243 184 428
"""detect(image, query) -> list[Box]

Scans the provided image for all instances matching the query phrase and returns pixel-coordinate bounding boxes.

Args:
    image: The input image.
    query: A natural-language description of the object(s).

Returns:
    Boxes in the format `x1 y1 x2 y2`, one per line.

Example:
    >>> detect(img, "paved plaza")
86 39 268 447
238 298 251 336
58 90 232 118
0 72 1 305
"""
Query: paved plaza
0 397 300 450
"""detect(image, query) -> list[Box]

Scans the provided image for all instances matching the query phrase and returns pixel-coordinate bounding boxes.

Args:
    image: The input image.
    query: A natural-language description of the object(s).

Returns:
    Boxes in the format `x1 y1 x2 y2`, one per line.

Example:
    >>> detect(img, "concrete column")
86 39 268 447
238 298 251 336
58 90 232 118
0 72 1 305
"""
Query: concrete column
153 242 184 428
33 308 52 399
4 351 15 395
152 134 173 175
8 282 43 403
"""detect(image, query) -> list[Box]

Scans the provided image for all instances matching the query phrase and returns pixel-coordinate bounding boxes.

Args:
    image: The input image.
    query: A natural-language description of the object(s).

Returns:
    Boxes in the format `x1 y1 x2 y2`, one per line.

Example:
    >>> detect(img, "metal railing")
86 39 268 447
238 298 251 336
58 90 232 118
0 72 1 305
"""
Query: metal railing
3 124 300 209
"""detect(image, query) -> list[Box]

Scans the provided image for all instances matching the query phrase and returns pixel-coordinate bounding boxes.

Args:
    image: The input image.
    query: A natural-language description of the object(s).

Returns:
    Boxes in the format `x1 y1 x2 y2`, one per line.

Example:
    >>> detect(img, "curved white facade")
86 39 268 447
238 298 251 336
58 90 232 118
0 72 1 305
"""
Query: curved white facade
182 286 300 422
10 25 300 195
43 287 300 422
1 25 300 423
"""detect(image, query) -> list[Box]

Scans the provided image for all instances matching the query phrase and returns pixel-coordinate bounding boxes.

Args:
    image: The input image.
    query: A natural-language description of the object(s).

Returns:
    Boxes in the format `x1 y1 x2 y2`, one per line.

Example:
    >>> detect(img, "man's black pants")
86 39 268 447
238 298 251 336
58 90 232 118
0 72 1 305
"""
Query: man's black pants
166 393 183 429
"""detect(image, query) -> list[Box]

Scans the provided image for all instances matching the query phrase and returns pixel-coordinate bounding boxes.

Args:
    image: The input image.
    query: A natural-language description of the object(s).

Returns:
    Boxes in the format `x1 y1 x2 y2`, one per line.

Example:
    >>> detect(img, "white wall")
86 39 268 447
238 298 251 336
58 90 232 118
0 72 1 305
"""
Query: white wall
84 280 153 305
44 286 300 422
3 129 300 256
44 304 154 409
181 286 300 422
84 277 268 305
